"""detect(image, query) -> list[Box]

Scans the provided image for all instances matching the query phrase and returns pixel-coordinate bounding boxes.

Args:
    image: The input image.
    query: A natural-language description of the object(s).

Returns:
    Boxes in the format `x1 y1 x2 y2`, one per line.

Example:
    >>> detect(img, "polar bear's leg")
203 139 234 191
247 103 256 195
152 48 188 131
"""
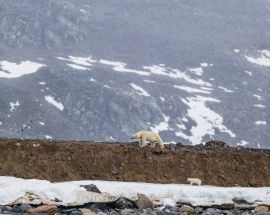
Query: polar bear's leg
139 135 147 147
150 141 156 148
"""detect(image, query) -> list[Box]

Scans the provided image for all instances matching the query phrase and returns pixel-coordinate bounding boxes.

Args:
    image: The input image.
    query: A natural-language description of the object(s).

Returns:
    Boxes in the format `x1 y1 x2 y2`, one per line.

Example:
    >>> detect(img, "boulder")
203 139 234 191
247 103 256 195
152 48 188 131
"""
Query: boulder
120 209 140 215
28 204 57 215
134 193 154 210
201 208 222 215
254 205 269 213
80 208 98 215
80 184 101 193
115 197 134 209
180 205 195 214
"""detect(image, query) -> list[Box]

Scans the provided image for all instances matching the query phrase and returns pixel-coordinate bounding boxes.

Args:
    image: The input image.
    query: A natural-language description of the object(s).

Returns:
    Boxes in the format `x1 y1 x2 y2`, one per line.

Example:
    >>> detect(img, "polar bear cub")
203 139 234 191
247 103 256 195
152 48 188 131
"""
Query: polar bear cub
187 178 202 186
131 130 164 149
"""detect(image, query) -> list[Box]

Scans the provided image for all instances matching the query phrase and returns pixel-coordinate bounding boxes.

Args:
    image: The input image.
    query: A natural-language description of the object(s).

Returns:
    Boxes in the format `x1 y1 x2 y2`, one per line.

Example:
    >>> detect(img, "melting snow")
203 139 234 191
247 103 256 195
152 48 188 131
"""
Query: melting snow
130 83 150 97
245 50 270 67
0 61 45 79
10 101 20 112
255 121 267 125
45 96 64 111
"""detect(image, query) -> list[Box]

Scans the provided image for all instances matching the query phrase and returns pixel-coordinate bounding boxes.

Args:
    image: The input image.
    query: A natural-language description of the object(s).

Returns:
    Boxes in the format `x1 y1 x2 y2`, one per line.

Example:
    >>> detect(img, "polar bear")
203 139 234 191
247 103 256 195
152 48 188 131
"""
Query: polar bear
131 130 164 149
187 178 202 186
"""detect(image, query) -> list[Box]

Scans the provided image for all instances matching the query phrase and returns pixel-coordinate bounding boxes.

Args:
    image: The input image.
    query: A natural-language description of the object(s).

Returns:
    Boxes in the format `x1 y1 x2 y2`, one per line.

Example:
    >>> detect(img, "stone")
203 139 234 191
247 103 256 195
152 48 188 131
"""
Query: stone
248 180 257 187
80 208 98 215
180 205 195 214
254 205 269 213
143 208 157 215
134 193 154 210
70 210 83 215
195 207 203 214
120 209 140 215
80 184 101 193
115 197 134 209
163 205 179 213
28 204 57 214
201 208 222 215
205 141 228 148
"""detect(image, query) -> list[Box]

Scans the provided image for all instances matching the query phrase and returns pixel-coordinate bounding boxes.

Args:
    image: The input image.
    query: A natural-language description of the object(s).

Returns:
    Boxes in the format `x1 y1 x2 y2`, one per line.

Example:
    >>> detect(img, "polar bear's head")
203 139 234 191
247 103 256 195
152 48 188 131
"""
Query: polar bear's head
131 131 142 139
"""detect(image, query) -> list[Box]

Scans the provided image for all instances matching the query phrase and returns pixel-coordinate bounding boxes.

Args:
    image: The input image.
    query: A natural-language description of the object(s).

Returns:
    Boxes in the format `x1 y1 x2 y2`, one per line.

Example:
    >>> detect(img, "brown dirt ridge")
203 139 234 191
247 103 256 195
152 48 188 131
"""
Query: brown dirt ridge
0 138 270 187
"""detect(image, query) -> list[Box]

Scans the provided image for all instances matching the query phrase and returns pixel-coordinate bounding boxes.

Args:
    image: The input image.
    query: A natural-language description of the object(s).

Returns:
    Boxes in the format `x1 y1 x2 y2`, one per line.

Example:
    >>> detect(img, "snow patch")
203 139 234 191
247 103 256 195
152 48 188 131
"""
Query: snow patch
39 122 45 126
255 121 267 125
178 96 236 145
218 86 234 93
45 96 64 111
254 104 266 108
143 79 155 83
237 140 249 146
253 94 262 100
189 67 203 76
245 50 270 67
100 59 149 76
10 101 20 112
233 49 240 53
67 64 89 70
150 114 170 133
0 61 45 79
160 96 165 102
39 82 46 85
244 71 253 76
200 63 208 67
130 83 150 97
45 135 52 139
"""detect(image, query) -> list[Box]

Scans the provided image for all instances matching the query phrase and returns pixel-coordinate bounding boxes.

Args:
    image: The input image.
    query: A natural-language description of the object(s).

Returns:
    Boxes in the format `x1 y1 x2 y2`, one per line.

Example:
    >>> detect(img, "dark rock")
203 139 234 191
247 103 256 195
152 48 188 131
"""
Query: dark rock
61 208 82 215
134 193 154 210
201 208 222 215
107 210 121 215
12 204 25 213
164 205 179 213
180 205 195 214
120 209 140 215
248 180 257 187
70 210 83 215
143 208 157 215
115 197 134 209
205 141 229 149
195 207 203 214
80 184 101 193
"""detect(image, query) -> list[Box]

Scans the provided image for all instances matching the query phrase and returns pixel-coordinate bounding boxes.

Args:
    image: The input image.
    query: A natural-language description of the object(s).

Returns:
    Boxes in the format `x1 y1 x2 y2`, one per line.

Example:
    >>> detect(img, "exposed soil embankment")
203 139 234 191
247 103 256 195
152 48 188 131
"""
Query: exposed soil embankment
0 138 270 186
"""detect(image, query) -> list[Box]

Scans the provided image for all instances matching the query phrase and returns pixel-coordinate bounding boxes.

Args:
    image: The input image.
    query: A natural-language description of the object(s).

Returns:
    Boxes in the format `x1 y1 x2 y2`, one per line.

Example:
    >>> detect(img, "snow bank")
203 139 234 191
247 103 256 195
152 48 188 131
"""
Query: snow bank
1 177 270 207
245 50 270 67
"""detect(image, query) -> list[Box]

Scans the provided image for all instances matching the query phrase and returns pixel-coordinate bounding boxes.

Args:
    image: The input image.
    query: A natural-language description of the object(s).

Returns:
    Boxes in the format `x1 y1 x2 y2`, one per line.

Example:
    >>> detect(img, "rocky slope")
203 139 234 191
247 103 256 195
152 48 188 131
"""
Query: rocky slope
0 0 269 147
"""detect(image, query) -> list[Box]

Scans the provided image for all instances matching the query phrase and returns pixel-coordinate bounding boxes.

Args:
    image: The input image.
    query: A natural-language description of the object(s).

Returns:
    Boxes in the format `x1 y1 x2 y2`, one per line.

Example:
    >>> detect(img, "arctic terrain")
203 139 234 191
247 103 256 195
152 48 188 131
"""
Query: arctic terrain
0 0 269 148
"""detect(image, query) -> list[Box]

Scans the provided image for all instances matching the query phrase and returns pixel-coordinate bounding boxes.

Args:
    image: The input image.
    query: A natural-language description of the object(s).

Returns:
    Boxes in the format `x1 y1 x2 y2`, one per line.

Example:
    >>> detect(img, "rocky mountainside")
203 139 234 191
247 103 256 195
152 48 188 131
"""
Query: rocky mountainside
0 0 269 147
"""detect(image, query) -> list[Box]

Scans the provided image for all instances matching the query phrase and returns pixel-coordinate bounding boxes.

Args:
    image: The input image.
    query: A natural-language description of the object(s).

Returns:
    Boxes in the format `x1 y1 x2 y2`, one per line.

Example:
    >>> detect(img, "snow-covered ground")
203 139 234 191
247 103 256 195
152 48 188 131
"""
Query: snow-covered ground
1 177 270 207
